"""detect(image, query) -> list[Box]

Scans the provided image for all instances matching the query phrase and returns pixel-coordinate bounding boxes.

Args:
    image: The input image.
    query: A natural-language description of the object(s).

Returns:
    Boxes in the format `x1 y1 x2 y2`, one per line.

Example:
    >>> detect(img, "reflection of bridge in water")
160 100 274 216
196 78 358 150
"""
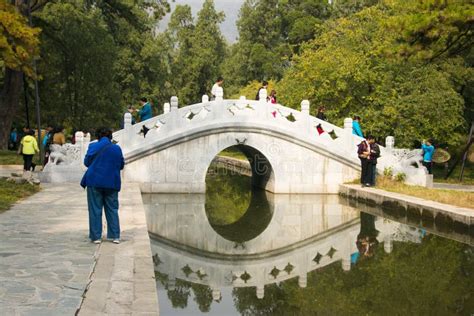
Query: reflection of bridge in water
144 193 426 299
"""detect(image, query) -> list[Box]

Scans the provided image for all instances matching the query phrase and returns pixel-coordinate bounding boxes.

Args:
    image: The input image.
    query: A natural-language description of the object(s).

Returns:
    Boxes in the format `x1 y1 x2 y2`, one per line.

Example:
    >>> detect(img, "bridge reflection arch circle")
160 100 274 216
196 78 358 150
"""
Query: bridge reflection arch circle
205 144 276 242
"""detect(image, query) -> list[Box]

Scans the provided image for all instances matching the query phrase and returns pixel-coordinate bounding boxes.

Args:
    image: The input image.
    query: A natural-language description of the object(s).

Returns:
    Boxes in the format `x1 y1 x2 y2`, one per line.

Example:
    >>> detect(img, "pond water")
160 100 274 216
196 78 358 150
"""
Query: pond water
142 167 474 315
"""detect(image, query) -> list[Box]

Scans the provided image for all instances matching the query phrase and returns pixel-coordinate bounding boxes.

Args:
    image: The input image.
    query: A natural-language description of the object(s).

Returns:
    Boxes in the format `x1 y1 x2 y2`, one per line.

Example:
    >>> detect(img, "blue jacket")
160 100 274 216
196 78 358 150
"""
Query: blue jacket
421 144 435 162
80 137 125 191
139 102 152 121
352 121 363 137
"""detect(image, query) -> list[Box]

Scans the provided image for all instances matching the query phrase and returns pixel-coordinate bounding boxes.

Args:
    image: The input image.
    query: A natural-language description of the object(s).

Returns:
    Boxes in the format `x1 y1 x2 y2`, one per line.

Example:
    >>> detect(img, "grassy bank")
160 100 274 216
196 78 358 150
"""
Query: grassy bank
0 179 40 212
218 147 247 160
375 176 473 209
0 150 23 165
0 150 42 166
433 162 474 185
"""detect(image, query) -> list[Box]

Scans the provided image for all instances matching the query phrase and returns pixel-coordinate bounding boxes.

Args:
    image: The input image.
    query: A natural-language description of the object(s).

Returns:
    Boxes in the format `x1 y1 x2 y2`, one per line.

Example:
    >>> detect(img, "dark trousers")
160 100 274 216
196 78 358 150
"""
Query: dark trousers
87 187 120 241
370 162 377 186
22 154 34 171
422 161 432 174
360 158 371 185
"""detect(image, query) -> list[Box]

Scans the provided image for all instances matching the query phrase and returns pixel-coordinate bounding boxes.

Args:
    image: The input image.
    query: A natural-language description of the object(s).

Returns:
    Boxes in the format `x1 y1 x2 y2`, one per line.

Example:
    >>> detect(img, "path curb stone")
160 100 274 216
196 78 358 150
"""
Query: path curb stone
339 184 473 229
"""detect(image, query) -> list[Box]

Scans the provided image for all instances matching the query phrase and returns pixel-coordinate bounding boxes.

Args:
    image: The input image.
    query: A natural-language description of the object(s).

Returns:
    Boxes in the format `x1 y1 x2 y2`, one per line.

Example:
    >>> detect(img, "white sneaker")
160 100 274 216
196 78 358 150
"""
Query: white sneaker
112 239 120 244
92 240 101 244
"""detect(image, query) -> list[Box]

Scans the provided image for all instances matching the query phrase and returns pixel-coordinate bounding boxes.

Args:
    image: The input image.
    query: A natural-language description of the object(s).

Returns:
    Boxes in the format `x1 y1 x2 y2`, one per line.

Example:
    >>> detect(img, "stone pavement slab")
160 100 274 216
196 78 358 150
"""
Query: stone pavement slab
0 183 96 315
78 183 159 316
0 182 159 315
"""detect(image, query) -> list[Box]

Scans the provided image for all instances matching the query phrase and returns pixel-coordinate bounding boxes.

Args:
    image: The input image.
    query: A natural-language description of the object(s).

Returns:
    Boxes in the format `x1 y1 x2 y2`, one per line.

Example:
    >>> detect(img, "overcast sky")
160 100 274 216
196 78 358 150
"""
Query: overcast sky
158 0 245 42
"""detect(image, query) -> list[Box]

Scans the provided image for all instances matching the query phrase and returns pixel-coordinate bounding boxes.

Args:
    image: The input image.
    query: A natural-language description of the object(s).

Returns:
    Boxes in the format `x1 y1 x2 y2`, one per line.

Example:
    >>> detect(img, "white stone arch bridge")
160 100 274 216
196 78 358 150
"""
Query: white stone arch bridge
42 90 431 191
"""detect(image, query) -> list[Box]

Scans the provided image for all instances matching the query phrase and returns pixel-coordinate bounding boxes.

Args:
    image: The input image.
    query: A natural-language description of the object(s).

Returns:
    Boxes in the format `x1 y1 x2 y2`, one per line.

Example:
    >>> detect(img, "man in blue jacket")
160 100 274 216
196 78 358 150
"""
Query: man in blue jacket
81 128 125 244
138 97 152 122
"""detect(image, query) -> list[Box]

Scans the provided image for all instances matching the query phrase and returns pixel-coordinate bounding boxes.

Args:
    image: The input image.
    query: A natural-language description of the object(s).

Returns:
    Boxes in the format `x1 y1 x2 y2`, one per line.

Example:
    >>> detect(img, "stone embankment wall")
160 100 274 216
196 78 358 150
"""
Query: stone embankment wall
212 156 251 177
339 184 473 241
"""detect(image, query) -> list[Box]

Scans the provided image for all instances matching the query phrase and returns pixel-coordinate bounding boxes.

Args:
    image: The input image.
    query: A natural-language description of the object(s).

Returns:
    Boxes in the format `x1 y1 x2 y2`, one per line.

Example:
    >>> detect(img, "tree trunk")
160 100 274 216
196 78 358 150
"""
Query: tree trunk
0 68 24 149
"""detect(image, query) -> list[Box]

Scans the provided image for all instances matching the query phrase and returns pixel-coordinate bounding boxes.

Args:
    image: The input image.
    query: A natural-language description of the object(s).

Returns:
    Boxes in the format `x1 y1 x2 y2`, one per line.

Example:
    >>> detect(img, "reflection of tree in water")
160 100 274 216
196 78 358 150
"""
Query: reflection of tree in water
191 283 214 313
231 237 474 315
233 284 286 316
206 166 252 225
167 279 191 309
156 272 215 311
205 166 273 242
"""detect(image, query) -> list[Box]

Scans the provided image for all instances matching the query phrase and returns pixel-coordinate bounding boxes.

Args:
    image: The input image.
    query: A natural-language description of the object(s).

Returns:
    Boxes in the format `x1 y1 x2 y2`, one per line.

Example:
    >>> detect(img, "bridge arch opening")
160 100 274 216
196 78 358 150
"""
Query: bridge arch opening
207 144 274 191
204 145 275 242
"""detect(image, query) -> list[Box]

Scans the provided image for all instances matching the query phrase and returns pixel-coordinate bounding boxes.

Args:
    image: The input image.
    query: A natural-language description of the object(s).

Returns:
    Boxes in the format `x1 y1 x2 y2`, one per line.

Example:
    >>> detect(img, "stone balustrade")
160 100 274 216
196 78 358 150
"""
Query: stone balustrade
41 89 432 189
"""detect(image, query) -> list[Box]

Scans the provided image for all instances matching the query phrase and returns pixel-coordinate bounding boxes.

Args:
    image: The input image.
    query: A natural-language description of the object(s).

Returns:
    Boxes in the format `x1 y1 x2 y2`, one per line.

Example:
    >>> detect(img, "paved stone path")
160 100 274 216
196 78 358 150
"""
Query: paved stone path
0 182 159 315
79 183 159 315
433 182 474 192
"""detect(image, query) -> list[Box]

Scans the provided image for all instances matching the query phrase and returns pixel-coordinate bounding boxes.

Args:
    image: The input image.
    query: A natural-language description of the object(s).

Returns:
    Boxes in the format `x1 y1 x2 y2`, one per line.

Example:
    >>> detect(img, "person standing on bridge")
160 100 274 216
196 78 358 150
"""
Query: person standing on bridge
81 127 124 244
137 97 152 122
316 106 327 121
352 116 364 137
211 77 224 100
255 80 268 100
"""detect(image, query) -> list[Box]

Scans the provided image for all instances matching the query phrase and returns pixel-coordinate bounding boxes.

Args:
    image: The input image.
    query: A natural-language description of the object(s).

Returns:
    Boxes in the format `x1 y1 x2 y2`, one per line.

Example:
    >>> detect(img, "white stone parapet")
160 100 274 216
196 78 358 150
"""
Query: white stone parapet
301 100 310 115
42 97 429 189
163 102 171 114
170 96 178 110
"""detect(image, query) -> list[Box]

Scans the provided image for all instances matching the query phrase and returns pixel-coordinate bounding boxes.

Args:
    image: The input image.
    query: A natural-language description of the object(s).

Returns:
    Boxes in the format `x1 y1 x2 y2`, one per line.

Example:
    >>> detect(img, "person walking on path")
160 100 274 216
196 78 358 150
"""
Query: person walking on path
357 137 371 187
137 97 152 122
42 125 54 165
421 139 435 174
52 126 66 145
367 135 380 186
9 127 18 150
352 116 364 137
18 129 39 176
211 77 224 100
80 127 125 244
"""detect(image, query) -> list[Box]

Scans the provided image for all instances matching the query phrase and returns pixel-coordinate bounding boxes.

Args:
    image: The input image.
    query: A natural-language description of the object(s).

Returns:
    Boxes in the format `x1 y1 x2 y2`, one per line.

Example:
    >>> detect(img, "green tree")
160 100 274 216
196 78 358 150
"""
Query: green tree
277 3 471 147
36 2 120 130
0 0 42 148
222 0 331 92
166 0 226 104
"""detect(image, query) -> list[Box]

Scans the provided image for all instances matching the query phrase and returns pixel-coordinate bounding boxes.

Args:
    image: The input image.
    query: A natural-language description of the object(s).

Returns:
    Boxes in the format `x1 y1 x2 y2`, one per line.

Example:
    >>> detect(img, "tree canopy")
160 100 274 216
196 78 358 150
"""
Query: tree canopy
277 1 473 147
1 0 473 151
0 1 40 78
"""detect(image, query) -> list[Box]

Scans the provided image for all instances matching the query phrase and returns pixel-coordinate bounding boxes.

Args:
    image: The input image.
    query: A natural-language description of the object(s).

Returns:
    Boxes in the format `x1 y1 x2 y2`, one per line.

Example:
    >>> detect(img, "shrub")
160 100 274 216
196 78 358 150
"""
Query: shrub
395 173 406 182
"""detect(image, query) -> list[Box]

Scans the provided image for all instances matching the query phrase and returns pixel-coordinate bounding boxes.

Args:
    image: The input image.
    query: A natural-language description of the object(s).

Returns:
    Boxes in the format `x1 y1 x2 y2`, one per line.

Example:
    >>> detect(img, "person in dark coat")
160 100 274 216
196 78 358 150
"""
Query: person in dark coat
81 127 124 244
316 106 327 121
368 135 380 186
357 136 371 187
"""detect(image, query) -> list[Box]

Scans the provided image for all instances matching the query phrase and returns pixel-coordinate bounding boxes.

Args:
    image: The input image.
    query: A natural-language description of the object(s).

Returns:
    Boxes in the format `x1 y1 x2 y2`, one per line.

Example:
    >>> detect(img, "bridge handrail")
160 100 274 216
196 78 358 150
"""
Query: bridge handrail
112 93 430 187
